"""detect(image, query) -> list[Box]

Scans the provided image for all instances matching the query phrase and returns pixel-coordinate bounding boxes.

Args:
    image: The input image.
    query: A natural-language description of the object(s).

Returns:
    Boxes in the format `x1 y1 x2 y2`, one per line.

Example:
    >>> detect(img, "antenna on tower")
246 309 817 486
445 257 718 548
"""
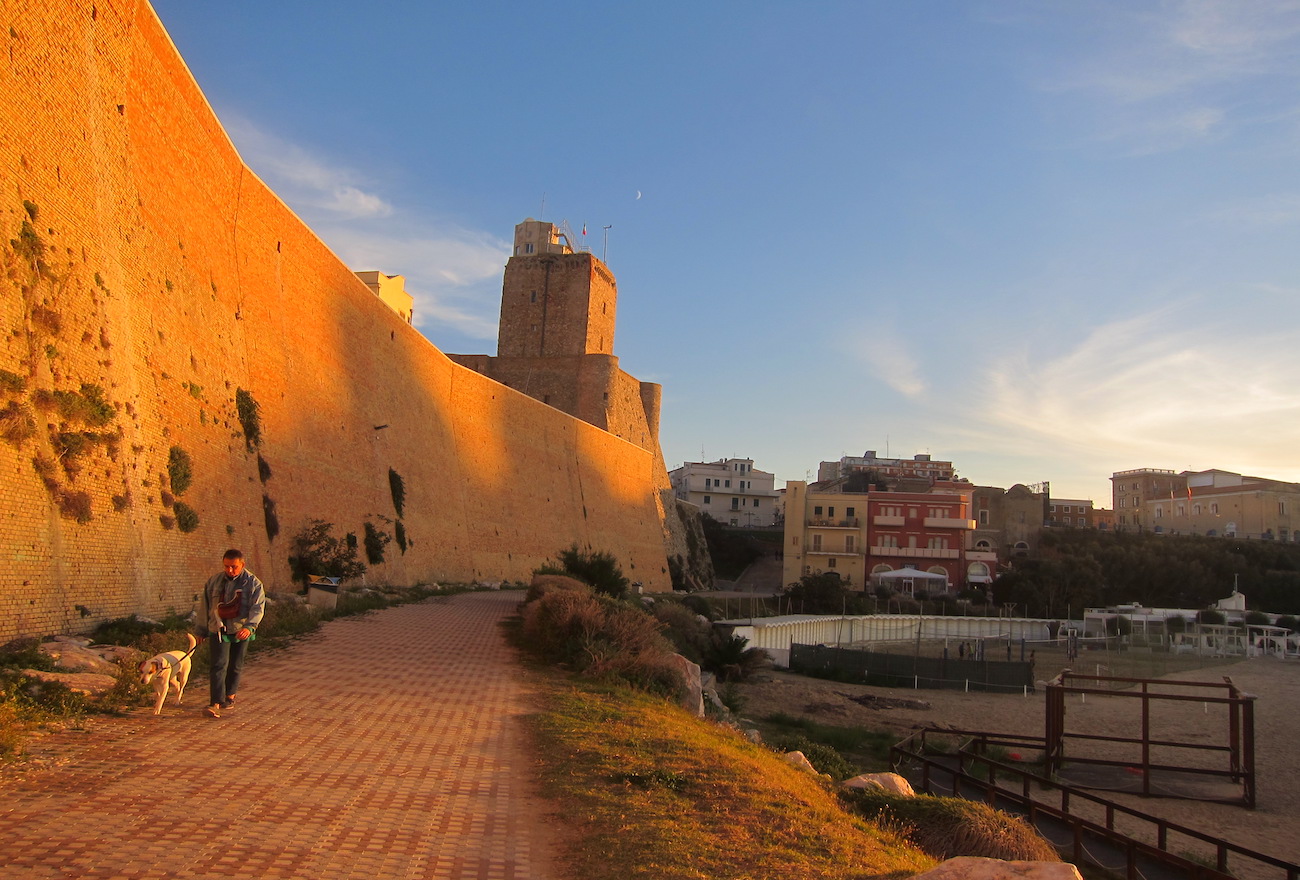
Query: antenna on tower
540 192 547 219
602 225 612 263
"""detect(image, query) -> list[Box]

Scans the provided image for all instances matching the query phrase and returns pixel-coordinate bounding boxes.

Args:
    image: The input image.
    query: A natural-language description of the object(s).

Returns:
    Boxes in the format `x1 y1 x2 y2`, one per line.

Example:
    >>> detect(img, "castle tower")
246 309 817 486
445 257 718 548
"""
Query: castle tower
497 219 617 359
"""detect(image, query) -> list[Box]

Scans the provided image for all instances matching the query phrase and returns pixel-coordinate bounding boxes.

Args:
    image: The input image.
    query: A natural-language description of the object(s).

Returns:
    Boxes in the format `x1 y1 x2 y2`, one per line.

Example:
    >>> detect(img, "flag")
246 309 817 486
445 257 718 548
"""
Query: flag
581 223 587 236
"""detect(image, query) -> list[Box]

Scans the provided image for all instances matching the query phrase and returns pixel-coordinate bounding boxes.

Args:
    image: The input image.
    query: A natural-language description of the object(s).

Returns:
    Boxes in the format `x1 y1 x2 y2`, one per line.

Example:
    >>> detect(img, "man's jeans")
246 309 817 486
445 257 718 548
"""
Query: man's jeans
209 633 249 706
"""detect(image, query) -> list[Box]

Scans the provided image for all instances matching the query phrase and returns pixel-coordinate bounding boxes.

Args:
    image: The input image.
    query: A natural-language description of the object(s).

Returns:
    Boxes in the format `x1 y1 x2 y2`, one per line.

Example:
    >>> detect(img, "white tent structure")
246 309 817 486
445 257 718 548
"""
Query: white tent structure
872 566 949 596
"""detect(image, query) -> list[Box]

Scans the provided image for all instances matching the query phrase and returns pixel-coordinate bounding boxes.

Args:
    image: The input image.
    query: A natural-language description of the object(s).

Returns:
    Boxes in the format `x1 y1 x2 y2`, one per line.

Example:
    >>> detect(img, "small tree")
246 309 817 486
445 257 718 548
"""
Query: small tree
545 544 630 598
288 519 365 585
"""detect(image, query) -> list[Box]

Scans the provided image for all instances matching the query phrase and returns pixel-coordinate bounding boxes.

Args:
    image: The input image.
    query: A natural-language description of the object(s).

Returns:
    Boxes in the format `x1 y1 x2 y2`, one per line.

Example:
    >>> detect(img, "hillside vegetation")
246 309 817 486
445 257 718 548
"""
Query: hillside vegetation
993 530 1300 617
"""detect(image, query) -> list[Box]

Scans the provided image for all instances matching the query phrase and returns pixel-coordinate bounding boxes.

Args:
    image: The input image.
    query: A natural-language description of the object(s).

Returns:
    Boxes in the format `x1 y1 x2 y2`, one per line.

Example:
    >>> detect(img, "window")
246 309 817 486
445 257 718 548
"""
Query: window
814 506 823 516
927 537 948 550
845 535 855 552
703 496 711 504
1281 501 1289 516
525 243 535 254
1155 507 1163 519
704 479 711 488
828 507 835 518
812 535 822 551
752 499 758 507
1050 505 1057 513
978 510 989 525
828 558 837 568
1211 503 1219 514
731 498 739 510
725 480 731 488
878 535 898 548
1077 517 1086 526
846 507 855 517
529 291 537 302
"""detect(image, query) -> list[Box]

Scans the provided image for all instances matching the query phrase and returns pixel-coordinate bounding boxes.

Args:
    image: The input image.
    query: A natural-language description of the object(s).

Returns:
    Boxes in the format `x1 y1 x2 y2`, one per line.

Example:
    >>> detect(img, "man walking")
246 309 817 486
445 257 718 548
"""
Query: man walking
200 549 265 718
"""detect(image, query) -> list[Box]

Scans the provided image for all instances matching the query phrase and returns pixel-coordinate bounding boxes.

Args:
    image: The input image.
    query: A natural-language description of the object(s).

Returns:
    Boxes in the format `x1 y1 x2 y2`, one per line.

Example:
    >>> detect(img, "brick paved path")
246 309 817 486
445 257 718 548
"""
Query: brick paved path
0 591 563 879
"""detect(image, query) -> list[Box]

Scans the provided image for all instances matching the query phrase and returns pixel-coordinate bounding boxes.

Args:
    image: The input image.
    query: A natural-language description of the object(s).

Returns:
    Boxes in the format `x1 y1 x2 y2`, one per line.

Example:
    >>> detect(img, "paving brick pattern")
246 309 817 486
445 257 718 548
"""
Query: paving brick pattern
0 591 563 879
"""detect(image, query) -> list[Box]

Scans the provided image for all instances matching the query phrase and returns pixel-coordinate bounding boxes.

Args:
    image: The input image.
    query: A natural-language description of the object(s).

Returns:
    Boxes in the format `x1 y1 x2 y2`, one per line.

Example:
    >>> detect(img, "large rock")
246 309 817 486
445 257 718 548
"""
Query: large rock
666 653 704 716
38 641 119 675
21 669 118 697
843 772 916 796
912 857 1083 880
784 751 818 774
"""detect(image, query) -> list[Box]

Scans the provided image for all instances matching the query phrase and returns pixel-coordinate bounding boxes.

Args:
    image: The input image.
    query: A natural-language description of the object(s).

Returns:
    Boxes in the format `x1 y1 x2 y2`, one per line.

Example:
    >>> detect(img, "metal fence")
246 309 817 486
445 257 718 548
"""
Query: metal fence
789 642 1035 693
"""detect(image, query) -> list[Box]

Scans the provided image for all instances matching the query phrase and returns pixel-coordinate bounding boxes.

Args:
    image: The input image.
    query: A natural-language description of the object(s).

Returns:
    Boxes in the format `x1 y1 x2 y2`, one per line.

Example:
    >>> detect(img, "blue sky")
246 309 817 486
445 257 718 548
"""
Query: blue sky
151 1 1300 503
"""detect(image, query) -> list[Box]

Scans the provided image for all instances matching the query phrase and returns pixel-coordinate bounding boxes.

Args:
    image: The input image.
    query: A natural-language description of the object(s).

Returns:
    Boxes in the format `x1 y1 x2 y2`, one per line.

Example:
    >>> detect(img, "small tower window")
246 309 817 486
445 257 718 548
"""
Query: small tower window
530 291 537 303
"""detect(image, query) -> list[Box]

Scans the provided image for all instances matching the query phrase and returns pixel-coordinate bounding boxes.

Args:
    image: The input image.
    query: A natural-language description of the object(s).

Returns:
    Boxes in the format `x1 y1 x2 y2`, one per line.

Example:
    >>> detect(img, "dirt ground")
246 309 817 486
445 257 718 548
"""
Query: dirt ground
734 654 1300 872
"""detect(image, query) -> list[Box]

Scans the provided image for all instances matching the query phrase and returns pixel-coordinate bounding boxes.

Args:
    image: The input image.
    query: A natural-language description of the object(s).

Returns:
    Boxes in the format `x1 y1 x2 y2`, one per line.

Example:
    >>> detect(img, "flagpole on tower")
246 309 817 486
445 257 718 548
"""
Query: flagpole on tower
602 225 612 262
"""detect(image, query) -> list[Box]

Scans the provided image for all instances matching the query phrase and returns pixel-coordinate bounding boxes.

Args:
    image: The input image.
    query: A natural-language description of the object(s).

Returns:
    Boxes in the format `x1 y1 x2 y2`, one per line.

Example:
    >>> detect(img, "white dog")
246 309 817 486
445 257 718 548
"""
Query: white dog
138 633 197 715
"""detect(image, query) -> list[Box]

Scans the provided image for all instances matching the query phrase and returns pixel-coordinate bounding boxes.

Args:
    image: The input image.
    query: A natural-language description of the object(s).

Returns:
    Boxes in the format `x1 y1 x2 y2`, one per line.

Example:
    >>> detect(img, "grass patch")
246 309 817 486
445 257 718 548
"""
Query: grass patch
840 788 1060 862
530 678 935 880
760 711 898 773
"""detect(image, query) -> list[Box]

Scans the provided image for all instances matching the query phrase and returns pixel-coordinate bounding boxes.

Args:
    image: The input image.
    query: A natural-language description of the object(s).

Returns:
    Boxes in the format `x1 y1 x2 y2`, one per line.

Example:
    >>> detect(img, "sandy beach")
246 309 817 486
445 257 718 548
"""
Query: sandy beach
736 653 1300 873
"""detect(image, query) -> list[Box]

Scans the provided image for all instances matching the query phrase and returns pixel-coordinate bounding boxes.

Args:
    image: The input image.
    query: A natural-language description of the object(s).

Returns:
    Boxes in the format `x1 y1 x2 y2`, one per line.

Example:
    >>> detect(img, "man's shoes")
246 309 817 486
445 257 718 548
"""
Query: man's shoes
204 704 221 718
220 700 235 710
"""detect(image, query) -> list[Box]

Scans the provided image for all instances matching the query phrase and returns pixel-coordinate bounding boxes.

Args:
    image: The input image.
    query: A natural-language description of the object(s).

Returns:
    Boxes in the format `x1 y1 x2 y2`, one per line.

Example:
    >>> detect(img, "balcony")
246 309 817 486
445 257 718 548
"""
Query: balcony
873 515 905 527
965 550 998 563
807 518 860 529
870 546 960 560
924 517 976 529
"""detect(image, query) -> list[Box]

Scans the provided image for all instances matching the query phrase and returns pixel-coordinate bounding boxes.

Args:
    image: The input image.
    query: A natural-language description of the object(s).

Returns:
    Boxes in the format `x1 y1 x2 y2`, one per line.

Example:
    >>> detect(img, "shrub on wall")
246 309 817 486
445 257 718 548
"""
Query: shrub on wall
173 501 199 533
167 446 193 495
363 520 390 565
262 495 279 541
234 388 261 450
388 468 405 518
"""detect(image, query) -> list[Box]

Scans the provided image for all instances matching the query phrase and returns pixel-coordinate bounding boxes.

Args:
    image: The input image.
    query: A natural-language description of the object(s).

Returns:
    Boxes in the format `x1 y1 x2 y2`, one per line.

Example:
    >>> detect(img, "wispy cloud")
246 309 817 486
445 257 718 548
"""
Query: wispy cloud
225 116 393 219
846 329 928 398
953 306 1300 483
221 114 508 341
1035 1 1300 153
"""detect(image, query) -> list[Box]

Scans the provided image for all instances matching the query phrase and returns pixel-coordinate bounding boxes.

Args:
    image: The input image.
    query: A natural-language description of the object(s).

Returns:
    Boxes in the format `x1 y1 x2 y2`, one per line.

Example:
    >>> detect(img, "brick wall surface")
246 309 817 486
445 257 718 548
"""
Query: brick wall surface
0 0 671 640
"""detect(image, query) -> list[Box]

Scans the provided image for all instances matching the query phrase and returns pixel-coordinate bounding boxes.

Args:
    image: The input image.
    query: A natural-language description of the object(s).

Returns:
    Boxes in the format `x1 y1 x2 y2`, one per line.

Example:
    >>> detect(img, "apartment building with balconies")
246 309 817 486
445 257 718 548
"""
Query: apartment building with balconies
668 458 779 527
1047 498 1094 528
782 480 978 593
817 451 956 485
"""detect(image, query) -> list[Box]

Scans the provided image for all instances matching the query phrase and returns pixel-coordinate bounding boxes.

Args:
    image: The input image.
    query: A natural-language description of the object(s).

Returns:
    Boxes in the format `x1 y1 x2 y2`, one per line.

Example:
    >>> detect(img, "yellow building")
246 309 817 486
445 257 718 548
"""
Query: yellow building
354 271 414 324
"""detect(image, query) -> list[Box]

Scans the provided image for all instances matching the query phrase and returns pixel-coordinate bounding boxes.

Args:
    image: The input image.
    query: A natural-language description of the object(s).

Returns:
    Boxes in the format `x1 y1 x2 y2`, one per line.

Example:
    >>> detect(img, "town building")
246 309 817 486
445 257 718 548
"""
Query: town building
354 271 414 324
1112 468 1300 541
1047 498 1094 528
668 458 780 527
1093 508 1116 531
817 451 956 485
782 479 985 594
970 483 1050 568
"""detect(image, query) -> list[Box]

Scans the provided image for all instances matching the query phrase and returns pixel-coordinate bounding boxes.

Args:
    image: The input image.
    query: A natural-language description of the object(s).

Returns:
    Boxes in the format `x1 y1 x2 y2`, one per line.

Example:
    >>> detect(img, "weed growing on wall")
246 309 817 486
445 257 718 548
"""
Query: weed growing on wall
234 388 261 450
388 468 405 518
395 519 407 554
262 495 280 541
167 446 193 495
173 501 199 533
363 520 391 565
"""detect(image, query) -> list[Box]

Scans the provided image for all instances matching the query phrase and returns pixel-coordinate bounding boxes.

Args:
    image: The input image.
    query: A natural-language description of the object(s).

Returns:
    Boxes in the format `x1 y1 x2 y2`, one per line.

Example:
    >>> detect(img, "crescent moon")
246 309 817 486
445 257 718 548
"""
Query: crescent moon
636 191 642 200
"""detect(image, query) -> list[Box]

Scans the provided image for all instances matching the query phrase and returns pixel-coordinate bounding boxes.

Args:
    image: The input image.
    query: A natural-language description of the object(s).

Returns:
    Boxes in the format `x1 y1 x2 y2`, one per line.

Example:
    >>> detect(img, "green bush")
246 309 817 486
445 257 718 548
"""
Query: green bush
546 544 630 598
288 519 365 585
173 501 200 533
652 601 713 664
768 733 856 781
167 446 193 495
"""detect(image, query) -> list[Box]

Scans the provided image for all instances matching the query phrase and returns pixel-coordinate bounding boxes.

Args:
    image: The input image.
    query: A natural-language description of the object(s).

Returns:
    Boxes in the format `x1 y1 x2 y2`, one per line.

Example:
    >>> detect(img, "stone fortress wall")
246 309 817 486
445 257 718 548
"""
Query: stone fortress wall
0 0 675 641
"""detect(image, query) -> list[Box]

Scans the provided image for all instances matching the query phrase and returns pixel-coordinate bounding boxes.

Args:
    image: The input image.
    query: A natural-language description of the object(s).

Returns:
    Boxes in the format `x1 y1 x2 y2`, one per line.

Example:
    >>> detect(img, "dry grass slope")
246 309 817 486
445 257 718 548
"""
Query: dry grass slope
530 679 937 880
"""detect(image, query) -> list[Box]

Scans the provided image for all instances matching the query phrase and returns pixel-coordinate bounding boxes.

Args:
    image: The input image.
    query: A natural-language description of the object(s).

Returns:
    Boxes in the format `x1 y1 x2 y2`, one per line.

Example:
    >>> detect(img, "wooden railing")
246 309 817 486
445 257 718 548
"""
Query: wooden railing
890 728 1298 880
